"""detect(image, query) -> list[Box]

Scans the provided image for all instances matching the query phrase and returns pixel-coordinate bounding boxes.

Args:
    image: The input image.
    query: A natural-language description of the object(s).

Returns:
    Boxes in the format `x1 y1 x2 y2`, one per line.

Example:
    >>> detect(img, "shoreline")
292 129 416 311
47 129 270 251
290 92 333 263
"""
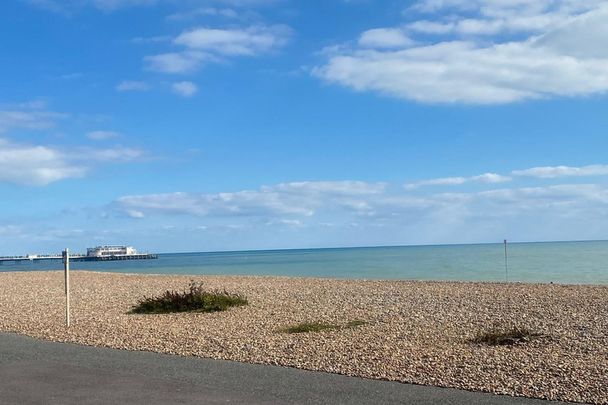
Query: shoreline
0 271 606 404
3 268 607 287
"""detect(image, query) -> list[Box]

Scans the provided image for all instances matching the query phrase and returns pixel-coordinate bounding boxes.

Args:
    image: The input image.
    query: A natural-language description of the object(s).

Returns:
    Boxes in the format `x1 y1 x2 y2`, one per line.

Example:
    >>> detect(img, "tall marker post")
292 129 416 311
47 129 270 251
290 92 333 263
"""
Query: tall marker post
62 248 70 327
504 239 509 283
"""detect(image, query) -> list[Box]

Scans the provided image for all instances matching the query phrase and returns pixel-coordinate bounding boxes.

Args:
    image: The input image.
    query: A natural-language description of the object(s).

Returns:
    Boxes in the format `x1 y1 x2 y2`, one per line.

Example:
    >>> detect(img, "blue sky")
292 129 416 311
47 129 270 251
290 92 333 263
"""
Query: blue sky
1 0 608 254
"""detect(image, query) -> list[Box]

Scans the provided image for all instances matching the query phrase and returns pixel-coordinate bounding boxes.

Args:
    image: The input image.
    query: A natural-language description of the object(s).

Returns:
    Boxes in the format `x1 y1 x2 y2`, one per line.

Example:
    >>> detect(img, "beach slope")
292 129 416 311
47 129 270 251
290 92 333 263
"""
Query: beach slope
0 271 605 404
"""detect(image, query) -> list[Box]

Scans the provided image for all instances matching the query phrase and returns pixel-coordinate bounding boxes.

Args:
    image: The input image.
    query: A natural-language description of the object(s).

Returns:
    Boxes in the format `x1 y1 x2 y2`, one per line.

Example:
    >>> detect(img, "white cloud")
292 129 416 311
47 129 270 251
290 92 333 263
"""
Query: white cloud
14 100 48 109
111 177 608 246
404 0 595 37
405 177 466 189
146 25 292 74
269 181 386 195
0 99 147 186
472 173 512 183
0 138 86 186
0 103 66 133
409 0 605 18
0 137 144 186
512 165 608 179
26 0 159 13
116 165 608 223
86 130 120 140
116 81 150 92
534 8 608 59
406 20 455 34
315 2 608 104
145 51 210 74
28 0 279 13
116 181 387 218
359 28 413 49
406 163 608 190
277 219 303 227
82 147 143 162
167 7 238 21
406 172 510 189
175 25 291 56
171 81 198 97
126 209 145 219
0 99 146 186
9 175 608 250
473 184 608 212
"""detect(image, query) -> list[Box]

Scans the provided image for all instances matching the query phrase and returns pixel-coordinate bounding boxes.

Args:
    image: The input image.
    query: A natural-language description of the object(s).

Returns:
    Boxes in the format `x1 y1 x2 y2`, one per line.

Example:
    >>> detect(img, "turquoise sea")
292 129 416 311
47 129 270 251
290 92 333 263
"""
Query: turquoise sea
2 240 607 284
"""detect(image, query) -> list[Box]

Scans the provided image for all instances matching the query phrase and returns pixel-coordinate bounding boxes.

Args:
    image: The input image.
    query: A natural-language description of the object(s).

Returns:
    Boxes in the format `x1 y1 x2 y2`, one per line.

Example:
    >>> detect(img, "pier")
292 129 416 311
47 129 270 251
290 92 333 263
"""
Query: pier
0 253 158 264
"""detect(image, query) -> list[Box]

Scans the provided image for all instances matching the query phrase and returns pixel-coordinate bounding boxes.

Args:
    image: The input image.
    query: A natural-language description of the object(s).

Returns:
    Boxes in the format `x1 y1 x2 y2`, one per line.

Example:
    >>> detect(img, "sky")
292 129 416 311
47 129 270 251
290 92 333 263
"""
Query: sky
1 0 608 254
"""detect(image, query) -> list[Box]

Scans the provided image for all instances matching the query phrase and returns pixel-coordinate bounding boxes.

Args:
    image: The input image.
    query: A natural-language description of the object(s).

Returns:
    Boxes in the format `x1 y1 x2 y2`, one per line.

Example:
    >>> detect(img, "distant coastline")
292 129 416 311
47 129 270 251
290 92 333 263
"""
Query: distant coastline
157 238 608 256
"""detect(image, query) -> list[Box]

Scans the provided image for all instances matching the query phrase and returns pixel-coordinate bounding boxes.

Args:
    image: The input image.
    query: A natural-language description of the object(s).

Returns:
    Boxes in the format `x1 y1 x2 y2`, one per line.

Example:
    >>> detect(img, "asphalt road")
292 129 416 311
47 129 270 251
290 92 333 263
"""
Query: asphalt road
0 332 570 405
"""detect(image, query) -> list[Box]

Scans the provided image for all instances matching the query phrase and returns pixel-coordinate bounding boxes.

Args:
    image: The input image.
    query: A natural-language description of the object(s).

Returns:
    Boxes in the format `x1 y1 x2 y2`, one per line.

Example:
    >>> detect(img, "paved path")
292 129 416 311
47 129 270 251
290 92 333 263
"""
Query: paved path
0 332 570 405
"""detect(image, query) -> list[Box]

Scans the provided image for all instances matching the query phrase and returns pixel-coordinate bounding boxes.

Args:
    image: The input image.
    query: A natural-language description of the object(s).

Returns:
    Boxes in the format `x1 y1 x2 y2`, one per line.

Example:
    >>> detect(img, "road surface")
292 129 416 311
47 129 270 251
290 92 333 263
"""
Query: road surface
0 332 570 404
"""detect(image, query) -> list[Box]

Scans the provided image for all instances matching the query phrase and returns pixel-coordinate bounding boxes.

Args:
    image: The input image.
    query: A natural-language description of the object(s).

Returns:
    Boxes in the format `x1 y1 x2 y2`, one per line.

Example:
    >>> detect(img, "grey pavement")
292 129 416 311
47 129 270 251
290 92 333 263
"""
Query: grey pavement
0 332 570 405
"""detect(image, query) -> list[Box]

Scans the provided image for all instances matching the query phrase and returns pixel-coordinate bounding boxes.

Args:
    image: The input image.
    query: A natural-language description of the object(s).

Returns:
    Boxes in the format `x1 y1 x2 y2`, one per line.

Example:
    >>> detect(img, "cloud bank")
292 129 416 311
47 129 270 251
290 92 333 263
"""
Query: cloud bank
106 162 608 247
0 138 143 186
0 102 144 186
315 1 608 104
0 102 66 133
406 164 608 189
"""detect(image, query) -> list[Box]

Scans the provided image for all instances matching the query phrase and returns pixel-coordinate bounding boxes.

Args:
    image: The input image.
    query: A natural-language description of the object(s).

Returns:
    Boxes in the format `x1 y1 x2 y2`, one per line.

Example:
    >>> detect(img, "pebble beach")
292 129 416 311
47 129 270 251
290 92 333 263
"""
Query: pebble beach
0 271 606 404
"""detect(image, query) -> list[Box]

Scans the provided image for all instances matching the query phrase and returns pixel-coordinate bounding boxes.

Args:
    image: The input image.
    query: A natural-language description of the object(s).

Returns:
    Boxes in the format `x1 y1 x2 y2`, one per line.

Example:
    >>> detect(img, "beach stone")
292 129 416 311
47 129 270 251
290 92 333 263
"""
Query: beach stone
0 271 606 404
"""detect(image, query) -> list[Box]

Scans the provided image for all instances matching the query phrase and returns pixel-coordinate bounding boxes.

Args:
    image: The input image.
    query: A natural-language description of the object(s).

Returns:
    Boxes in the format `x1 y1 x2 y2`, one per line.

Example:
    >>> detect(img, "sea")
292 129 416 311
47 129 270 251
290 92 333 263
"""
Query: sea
1 240 607 284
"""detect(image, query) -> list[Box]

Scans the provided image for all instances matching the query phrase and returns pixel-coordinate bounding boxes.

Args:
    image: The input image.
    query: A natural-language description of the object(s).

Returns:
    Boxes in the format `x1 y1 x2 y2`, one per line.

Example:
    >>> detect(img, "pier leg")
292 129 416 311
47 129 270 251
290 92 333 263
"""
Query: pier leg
63 249 70 327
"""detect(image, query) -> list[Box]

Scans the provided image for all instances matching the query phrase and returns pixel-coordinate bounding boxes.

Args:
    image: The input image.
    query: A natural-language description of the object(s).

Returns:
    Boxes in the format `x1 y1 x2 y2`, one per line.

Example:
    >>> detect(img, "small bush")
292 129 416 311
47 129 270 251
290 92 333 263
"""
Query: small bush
346 319 367 328
282 322 339 334
282 320 367 334
471 326 541 346
130 281 248 314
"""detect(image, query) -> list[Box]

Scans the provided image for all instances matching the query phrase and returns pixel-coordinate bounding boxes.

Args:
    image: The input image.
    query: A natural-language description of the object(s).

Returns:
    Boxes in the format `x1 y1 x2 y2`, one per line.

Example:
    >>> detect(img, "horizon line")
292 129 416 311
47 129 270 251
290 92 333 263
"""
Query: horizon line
157 238 608 256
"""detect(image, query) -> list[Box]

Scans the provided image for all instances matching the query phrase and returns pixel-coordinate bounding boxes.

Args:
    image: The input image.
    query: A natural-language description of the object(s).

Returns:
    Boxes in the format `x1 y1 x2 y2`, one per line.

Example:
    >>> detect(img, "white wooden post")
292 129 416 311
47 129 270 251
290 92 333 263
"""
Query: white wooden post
504 239 509 283
63 248 70 327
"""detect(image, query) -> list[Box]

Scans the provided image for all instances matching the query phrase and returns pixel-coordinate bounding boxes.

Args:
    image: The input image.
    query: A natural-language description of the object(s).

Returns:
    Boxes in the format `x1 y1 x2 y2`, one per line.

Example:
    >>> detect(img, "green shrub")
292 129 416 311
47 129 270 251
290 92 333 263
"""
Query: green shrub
346 319 367 328
471 326 541 346
282 319 367 334
282 322 339 334
130 281 248 314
